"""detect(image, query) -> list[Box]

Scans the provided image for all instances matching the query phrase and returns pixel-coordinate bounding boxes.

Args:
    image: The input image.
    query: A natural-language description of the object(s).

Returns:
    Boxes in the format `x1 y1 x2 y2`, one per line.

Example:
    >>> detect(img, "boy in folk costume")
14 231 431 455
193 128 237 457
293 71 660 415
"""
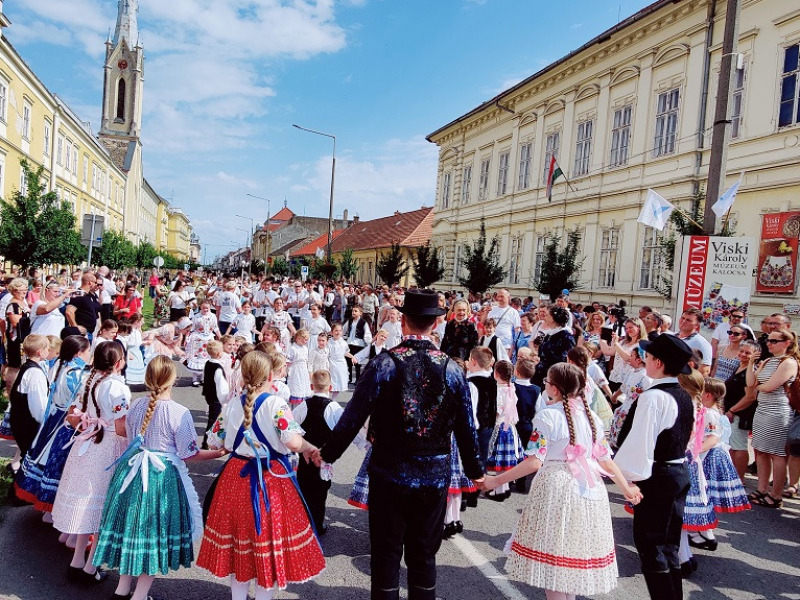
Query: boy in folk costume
614 334 696 600
202 341 229 450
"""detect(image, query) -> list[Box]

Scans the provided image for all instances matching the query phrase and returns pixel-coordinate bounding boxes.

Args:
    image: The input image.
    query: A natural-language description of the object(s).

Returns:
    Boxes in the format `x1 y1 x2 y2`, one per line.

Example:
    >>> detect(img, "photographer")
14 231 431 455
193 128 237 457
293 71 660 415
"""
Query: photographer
600 316 647 393
30 281 76 337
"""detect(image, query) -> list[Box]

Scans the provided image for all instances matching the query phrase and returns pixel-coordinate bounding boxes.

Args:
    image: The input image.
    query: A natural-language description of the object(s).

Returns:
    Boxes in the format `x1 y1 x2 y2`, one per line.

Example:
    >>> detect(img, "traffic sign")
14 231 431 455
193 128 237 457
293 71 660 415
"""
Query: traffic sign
81 214 105 248
153 256 165 268
301 266 309 281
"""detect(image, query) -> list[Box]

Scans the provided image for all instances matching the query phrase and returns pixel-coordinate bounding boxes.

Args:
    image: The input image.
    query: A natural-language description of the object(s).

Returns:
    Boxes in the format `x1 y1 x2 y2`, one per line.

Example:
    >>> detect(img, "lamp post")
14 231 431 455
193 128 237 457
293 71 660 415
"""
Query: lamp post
235 213 255 272
246 193 272 267
293 123 335 262
235 227 250 279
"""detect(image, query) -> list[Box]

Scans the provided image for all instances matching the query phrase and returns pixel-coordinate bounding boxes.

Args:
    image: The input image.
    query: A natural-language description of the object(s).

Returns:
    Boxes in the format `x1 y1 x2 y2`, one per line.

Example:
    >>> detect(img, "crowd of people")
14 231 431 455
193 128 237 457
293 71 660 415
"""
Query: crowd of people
0 265 798 600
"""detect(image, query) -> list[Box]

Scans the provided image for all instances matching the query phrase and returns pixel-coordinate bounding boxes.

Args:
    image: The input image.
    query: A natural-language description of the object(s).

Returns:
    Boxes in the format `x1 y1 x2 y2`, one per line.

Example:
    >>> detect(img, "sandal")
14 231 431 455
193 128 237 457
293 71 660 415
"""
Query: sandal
783 485 799 499
752 493 782 508
748 490 766 503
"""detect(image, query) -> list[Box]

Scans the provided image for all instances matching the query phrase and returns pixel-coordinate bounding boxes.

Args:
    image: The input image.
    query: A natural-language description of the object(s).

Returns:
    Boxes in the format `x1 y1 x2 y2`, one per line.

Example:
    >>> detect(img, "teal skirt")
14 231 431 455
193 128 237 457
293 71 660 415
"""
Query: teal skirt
93 450 199 576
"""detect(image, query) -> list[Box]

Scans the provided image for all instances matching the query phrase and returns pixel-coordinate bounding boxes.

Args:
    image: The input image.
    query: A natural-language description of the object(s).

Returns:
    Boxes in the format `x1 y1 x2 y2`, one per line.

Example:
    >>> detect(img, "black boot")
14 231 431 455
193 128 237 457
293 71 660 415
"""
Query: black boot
670 568 684 600
642 570 675 600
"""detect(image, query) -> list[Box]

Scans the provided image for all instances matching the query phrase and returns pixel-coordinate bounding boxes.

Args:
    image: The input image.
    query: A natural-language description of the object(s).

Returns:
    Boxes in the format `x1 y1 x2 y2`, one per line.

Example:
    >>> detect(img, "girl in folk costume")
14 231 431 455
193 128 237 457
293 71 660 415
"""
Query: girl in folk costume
143 317 192 360
185 301 221 387
484 363 642 600
197 351 325 600
608 348 652 450
228 300 259 343
227 343 255 404
286 329 312 408
92 356 224 600
51 342 130 584
382 308 403 350
305 304 331 353
14 336 90 514
675 370 719 576
308 332 330 376
485 360 524 501
261 297 295 351
123 313 147 386
268 353 291 402
327 323 353 399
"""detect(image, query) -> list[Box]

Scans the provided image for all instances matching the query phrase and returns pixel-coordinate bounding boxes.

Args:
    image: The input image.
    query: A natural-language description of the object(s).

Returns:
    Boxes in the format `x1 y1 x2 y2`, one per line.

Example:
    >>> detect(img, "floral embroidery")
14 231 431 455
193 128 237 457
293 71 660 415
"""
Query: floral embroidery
527 429 548 459
188 440 198 453
112 404 123 413
277 417 289 431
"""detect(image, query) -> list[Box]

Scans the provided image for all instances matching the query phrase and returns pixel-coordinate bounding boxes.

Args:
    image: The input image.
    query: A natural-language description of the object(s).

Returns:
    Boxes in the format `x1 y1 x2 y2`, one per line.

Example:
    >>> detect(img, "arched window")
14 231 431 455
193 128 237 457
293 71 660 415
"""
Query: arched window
116 78 126 121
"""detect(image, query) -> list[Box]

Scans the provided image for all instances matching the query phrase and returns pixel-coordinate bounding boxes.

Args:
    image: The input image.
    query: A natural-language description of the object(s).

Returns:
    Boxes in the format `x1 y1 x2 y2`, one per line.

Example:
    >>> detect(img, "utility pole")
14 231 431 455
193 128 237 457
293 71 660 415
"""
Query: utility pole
703 0 741 234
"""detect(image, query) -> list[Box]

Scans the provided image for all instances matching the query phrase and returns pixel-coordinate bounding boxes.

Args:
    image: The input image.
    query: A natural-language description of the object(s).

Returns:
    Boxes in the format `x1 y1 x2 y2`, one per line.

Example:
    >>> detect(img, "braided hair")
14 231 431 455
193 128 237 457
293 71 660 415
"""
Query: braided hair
139 355 177 437
566 346 597 445
240 351 272 432
80 341 124 444
546 363 587 447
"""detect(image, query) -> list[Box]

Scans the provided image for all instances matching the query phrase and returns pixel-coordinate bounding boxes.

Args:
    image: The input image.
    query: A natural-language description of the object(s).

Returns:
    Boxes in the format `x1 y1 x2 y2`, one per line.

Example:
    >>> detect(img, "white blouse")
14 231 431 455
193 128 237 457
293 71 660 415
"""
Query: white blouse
216 393 304 458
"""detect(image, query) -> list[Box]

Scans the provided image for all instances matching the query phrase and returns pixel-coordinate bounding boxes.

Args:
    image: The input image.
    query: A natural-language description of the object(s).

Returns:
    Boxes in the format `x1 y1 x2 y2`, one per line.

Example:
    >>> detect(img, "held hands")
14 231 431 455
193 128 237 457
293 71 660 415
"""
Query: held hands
622 483 643 505
304 447 323 467
477 476 497 491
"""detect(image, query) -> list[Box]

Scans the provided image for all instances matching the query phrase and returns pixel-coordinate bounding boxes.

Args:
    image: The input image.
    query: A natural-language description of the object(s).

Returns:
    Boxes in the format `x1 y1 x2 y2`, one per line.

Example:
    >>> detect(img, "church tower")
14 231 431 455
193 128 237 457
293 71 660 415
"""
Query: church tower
99 0 144 241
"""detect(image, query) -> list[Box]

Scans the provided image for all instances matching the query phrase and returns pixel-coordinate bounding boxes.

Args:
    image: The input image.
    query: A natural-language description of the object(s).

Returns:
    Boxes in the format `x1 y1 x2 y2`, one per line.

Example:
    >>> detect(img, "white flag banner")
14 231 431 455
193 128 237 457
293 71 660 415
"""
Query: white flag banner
711 176 743 217
637 189 675 231
315 246 325 259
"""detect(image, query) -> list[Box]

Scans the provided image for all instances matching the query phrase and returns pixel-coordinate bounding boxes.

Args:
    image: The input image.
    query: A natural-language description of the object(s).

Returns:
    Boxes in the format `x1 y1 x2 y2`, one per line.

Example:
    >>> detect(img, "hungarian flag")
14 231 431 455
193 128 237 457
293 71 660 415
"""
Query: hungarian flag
546 156 563 202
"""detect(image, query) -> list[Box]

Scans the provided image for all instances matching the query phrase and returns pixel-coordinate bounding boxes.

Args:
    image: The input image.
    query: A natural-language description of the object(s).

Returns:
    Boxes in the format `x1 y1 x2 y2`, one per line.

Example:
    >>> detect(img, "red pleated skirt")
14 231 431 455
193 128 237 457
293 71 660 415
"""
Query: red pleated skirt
196 456 325 589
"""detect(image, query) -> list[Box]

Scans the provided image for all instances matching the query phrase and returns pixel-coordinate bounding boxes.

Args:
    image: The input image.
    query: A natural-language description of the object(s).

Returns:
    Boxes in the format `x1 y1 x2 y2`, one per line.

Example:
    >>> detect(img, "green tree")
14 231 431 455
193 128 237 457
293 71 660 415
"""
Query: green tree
272 256 289 277
458 218 506 296
134 240 158 270
312 257 338 281
376 242 409 286
93 230 136 271
0 161 53 269
412 242 445 289
337 248 358 282
534 231 584 300
37 197 85 267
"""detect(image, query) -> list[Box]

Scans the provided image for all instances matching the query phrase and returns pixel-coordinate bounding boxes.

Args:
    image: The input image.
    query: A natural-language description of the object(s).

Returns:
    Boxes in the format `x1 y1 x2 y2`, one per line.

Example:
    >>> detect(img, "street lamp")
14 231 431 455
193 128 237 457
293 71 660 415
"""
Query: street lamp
246 193 273 265
293 123 335 262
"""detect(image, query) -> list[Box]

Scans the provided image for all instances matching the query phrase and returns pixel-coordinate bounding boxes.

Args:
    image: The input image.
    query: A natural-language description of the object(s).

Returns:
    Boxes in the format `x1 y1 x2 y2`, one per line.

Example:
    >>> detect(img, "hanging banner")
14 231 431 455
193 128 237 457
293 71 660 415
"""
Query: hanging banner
677 236 755 332
755 212 800 294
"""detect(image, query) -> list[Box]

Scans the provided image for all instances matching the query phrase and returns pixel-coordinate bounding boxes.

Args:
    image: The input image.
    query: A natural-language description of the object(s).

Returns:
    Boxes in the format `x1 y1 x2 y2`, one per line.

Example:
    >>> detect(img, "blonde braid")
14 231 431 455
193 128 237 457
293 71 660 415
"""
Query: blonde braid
139 388 160 437
79 370 99 415
579 389 597 446
243 383 258 430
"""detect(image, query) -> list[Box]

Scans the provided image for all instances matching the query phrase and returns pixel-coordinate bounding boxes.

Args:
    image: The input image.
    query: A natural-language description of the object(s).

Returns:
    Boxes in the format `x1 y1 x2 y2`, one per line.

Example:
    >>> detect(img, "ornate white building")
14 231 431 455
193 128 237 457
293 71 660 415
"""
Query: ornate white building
427 0 800 318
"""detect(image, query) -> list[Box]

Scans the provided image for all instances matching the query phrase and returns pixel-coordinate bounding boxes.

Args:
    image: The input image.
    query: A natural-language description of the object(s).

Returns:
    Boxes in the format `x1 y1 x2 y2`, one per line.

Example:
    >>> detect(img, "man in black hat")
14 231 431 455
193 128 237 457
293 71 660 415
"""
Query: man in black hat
614 334 695 600
312 289 484 600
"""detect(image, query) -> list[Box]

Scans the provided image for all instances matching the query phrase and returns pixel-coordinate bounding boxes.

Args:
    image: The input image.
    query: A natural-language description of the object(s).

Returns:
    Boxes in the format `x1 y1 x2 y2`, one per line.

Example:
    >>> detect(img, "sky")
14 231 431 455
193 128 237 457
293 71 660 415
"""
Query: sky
7 0 655 262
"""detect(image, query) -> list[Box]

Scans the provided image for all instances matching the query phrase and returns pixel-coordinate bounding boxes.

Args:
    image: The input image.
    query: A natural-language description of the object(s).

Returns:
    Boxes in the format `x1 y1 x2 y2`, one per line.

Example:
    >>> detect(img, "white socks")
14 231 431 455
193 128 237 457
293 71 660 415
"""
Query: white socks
545 590 576 600
445 494 461 524
230 577 274 600
679 530 693 563
255 585 275 600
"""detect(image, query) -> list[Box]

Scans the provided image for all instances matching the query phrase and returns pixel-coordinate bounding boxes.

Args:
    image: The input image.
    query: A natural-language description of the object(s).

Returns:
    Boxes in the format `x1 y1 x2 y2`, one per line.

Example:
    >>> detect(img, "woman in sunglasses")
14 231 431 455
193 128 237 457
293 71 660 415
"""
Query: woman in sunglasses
746 329 800 508
711 325 753 380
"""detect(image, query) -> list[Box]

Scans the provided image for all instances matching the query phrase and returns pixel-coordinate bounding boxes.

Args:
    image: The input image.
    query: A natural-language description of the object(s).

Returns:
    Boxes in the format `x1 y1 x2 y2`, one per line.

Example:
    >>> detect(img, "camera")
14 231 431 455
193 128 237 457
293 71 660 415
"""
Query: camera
608 300 627 334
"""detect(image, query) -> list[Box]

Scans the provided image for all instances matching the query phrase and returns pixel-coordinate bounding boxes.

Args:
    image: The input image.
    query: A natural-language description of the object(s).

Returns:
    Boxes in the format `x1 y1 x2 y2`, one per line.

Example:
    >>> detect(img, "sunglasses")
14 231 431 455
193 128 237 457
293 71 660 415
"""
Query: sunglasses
728 331 743 336
543 378 550 385
766 338 786 344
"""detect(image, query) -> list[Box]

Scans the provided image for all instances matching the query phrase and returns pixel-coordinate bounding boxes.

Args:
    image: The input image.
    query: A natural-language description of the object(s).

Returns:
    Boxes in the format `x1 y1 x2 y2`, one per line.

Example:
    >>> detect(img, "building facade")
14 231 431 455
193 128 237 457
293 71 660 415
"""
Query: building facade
427 0 800 318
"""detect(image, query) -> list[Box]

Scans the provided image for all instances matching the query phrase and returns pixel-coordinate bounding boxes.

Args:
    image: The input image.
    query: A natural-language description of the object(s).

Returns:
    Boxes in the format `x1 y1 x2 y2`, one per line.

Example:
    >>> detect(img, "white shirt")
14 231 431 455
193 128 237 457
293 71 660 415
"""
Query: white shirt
677 331 713 367
18 361 50 423
488 305 521 348
354 343 386 366
212 359 230 402
30 300 66 337
219 393 303 457
215 291 241 322
613 377 682 482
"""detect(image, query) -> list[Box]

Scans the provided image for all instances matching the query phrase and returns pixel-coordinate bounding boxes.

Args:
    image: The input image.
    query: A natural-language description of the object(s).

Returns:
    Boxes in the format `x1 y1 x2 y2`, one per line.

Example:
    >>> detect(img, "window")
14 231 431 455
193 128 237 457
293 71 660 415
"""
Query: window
518 142 532 190
56 137 64 165
573 120 593 176
779 43 800 127
0 80 7 122
497 151 510 196
441 172 451 209
65 140 72 172
509 236 523 285
43 122 51 156
116 78 126 121
0 153 5 193
72 147 78 175
533 235 547 284
461 166 472 203
22 102 31 140
640 228 664 290
19 169 28 196
653 88 679 156
598 228 620 288
543 132 560 183
84 156 89 183
478 158 490 201
454 244 463 281
609 105 632 166
731 64 746 138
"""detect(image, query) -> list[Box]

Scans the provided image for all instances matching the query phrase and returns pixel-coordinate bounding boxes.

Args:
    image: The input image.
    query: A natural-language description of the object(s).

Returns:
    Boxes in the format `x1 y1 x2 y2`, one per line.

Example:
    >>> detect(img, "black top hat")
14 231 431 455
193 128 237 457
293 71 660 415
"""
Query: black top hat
397 289 447 317
639 334 693 375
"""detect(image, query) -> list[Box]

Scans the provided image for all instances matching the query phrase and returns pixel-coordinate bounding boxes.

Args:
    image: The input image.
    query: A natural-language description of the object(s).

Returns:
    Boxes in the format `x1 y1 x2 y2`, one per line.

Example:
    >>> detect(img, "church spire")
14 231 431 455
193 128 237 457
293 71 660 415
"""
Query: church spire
113 0 138 48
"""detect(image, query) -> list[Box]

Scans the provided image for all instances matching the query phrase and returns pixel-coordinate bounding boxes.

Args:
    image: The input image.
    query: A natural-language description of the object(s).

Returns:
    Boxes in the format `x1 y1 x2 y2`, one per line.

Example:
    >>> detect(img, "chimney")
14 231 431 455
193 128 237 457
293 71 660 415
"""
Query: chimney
343 209 349 224
353 215 360 224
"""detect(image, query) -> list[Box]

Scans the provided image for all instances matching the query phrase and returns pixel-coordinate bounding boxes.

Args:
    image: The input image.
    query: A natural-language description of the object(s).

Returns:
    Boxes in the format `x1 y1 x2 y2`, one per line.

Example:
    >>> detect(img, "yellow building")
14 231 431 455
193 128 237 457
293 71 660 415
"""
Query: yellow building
428 0 800 318
165 206 191 262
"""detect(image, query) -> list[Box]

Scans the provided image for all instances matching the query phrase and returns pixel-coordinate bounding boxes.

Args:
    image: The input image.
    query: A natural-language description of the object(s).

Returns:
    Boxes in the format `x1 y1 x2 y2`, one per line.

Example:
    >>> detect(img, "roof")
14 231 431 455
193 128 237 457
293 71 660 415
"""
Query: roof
331 207 433 253
262 206 295 231
290 229 347 258
426 0 674 141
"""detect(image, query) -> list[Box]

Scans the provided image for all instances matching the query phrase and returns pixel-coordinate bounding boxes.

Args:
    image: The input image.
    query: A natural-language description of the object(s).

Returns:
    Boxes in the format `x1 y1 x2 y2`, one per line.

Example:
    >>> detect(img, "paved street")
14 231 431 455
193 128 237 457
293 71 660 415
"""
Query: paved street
0 364 798 600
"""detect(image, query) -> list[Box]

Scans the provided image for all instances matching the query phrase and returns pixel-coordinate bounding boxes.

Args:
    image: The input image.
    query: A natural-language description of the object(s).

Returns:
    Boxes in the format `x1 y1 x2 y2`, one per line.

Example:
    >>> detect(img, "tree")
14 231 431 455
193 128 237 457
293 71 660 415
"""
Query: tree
92 230 136 271
134 240 158 270
412 242 445 289
534 231 584 300
337 248 359 282
656 189 706 299
376 242 409 287
312 257 338 281
458 218 506 296
272 256 289 277
0 160 86 269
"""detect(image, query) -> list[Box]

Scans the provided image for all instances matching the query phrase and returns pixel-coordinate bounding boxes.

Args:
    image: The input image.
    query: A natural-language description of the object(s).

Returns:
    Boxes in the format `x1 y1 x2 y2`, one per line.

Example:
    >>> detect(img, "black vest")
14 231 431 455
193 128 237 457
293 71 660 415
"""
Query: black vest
202 362 224 402
301 395 335 448
616 381 694 462
514 382 540 442
346 318 367 342
470 374 497 430
9 359 47 456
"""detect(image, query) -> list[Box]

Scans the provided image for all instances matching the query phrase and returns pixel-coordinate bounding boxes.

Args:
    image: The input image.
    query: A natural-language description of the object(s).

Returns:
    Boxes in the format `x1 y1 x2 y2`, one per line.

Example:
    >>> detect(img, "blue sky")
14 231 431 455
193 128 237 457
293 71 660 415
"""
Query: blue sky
7 0 654 261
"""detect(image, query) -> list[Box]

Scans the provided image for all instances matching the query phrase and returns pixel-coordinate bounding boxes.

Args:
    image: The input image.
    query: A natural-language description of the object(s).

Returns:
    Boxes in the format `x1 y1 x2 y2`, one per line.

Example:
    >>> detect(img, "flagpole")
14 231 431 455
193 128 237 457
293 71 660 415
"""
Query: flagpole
674 206 704 231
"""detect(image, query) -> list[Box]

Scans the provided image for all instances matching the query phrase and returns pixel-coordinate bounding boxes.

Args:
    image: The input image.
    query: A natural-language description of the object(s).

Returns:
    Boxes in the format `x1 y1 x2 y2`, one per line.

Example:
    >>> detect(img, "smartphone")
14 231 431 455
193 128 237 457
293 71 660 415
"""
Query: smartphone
600 327 613 343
